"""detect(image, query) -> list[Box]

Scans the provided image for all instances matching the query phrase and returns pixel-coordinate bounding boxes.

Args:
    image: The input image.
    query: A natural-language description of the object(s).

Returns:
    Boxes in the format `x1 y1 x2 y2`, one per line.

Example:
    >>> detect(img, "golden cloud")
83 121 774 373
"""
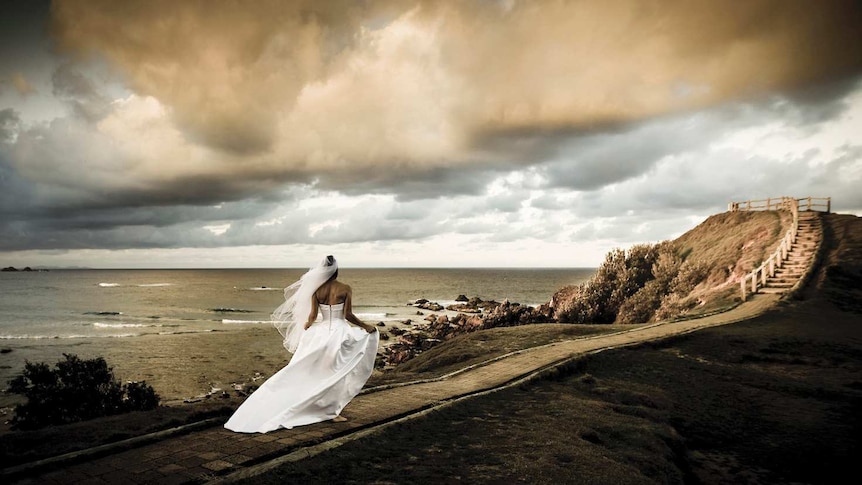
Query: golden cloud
49 0 862 172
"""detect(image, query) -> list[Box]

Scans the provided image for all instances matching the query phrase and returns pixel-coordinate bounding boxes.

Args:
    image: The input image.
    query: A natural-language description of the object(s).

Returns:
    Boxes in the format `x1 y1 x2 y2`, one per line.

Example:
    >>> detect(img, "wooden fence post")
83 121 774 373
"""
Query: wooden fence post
740 278 746 301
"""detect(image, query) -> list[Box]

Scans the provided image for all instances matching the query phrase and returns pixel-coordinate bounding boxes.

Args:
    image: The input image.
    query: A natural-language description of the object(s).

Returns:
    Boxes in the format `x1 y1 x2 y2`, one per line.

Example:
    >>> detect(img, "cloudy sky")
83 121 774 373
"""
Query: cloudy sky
1 0 861 268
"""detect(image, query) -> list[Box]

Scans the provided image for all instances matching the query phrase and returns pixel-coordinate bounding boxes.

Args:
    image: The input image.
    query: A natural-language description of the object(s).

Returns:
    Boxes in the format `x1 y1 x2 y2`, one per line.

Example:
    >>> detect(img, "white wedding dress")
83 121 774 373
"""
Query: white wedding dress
224 303 379 433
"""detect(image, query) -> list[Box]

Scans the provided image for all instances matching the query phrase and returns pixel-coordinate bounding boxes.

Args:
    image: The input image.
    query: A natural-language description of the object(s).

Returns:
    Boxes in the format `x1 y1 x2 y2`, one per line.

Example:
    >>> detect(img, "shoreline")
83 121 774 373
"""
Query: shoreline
0 297 526 408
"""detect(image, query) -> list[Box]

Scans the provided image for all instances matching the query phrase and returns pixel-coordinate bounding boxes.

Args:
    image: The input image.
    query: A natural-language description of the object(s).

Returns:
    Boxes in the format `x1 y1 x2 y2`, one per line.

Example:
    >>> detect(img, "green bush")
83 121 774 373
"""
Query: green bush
552 243 672 323
552 241 712 324
616 280 665 323
616 248 683 323
7 354 160 430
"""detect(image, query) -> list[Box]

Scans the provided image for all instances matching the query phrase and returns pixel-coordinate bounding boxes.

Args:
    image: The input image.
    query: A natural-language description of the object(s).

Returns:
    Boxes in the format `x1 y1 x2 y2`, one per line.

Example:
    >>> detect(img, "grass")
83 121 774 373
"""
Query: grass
0 399 237 468
241 211 862 484
4 209 853 481
0 323 636 469
672 210 789 314
239 297 862 484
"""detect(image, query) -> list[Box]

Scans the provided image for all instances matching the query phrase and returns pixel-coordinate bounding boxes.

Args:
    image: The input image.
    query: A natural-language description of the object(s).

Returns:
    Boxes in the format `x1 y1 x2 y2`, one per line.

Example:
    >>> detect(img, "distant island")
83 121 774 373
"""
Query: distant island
1 266 48 272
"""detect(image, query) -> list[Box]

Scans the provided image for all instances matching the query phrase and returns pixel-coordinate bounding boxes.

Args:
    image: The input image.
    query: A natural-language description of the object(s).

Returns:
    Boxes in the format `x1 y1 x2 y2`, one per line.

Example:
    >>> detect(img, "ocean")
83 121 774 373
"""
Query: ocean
0 268 594 403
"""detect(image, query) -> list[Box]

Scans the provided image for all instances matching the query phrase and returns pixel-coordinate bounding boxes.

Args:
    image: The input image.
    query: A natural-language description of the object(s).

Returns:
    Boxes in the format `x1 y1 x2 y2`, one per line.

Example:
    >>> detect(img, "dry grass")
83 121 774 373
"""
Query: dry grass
247 294 861 484
676 210 788 285
245 212 862 484
672 210 789 314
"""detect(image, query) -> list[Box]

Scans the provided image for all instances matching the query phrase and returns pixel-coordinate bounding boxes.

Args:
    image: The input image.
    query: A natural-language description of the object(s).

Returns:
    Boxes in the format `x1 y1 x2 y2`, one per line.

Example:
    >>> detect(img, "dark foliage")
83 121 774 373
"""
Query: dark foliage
553 242 674 323
7 354 160 430
551 241 712 324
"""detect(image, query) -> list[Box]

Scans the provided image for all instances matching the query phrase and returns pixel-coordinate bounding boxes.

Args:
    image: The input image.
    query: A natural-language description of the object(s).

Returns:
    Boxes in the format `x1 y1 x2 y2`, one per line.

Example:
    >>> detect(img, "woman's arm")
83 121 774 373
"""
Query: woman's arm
344 288 376 333
304 295 319 330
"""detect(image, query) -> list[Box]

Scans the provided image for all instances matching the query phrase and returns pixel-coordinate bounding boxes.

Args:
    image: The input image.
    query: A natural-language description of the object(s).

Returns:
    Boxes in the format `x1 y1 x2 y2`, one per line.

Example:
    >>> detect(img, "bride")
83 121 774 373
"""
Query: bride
225 255 379 433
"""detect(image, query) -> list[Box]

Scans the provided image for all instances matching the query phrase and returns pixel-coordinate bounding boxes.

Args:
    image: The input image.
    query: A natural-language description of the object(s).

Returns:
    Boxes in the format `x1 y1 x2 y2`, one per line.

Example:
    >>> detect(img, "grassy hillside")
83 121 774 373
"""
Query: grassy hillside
248 212 862 484
673 209 790 308
552 209 790 324
375 210 793 385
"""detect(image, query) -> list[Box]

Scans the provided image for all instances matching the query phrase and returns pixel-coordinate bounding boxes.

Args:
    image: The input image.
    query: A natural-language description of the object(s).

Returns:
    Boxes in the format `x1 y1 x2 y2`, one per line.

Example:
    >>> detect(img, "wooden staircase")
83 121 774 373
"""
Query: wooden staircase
733 196 830 301
758 211 823 294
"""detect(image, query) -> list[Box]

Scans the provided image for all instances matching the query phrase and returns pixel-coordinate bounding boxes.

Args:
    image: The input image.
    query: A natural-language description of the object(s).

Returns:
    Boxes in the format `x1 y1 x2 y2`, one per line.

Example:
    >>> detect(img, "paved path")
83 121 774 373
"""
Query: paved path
8 294 780 484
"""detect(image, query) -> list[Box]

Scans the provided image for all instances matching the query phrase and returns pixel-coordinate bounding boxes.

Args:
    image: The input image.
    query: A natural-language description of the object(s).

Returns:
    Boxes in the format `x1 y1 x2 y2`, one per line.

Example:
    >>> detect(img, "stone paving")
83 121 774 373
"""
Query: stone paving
8 293 780 484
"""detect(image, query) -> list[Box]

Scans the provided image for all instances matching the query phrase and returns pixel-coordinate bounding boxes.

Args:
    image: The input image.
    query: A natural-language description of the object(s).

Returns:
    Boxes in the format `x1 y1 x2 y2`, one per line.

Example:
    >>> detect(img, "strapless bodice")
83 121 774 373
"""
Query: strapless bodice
319 302 345 321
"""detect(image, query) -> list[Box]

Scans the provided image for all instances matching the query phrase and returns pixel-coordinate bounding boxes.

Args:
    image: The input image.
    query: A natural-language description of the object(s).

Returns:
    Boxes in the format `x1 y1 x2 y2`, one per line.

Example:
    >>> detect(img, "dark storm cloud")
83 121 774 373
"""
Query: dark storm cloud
0 108 20 142
0 1 51 69
47 0 862 162
531 77 862 196
2 1 862 255
51 64 110 121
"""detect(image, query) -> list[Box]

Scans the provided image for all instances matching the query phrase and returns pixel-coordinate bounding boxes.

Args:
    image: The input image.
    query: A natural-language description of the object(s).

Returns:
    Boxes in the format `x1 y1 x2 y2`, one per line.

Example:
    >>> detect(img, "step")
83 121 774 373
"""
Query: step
775 271 805 276
768 277 799 283
768 280 798 287
758 287 787 294
788 250 814 256
765 282 795 289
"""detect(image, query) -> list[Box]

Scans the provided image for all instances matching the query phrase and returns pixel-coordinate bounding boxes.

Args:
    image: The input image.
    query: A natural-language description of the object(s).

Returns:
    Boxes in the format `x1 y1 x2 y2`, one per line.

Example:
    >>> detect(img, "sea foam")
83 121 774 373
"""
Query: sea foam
0 333 141 340
93 322 154 328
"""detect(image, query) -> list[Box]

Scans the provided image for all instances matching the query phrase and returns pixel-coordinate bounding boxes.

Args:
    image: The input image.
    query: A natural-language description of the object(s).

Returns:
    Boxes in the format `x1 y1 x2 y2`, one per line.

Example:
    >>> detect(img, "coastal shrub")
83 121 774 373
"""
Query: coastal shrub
7 354 160 430
552 241 711 324
552 243 671 323
616 280 664 323
652 260 711 321
617 249 682 323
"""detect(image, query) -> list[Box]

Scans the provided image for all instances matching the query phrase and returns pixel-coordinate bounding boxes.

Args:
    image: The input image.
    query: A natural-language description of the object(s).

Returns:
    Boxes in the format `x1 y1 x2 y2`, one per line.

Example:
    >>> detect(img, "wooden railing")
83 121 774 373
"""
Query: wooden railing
728 196 831 214
729 196 829 301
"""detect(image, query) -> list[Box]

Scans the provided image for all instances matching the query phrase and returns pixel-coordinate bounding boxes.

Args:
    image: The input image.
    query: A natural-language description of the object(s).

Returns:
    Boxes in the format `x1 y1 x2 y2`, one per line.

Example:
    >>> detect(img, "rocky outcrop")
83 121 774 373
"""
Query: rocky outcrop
414 300 444 311
445 296 501 313
378 297 552 368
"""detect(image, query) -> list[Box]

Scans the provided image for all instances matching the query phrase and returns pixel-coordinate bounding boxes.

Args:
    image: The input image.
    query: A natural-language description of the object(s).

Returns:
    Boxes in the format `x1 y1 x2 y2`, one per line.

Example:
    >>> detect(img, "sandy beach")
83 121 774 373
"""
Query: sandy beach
1 326 357 408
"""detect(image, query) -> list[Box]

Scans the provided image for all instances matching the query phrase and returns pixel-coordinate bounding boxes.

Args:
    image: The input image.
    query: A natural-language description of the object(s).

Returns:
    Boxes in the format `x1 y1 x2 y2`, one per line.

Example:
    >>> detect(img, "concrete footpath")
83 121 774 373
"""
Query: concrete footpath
6 294 780 484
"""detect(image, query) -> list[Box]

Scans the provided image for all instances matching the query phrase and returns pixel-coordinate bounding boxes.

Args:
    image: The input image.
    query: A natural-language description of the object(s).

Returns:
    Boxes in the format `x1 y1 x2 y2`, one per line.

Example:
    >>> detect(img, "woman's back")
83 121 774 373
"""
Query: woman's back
314 280 350 305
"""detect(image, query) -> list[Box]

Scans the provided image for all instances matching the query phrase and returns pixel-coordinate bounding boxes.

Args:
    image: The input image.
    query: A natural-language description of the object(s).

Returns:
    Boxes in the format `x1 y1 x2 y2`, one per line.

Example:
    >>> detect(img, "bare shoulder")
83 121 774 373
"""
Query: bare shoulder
335 281 352 298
